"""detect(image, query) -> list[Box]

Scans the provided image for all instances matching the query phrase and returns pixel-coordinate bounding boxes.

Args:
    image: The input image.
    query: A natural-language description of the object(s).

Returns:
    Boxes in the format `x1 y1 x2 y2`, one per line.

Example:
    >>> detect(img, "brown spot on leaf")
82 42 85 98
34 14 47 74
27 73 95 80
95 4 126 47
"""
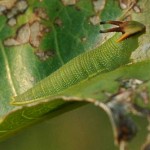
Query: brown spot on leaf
75 5 81 11
34 7 49 20
35 50 55 61
16 0 28 13
119 0 128 9
1 0 28 26
61 0 77 6
4 20 50 48
117 114 137 144
89 15 100 25
118 0 141 13
29 21 43 48
4 38 20 46
54 18 63 27
0 5 6 15
81 37 87 43
118 0 138 10
0 0 17 9
8 17 17 26
16 23 30 43
93 0 106 13
4 23 30 46
133 4 141 13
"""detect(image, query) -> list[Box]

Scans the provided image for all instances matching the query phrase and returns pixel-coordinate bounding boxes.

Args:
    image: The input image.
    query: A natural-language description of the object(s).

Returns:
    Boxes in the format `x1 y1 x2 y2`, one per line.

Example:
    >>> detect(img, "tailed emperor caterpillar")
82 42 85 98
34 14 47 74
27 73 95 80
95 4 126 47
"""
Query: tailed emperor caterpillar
11 21 146 105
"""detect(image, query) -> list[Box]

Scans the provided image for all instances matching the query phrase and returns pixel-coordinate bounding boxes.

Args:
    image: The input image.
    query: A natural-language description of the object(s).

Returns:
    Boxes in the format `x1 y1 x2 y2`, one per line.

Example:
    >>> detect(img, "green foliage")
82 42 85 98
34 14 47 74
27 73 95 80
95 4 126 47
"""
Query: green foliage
0 0 149 150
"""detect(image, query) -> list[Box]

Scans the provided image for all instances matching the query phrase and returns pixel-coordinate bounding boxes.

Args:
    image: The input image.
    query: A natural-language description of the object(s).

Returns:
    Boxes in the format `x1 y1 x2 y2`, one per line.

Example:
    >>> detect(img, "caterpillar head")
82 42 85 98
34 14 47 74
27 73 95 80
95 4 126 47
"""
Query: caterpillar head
100 20 146 42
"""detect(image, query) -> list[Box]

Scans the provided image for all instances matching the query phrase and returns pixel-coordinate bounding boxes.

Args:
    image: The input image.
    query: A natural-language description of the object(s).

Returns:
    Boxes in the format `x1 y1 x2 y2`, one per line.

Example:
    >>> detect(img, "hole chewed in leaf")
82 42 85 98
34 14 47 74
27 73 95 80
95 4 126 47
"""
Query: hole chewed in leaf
96 78 150 150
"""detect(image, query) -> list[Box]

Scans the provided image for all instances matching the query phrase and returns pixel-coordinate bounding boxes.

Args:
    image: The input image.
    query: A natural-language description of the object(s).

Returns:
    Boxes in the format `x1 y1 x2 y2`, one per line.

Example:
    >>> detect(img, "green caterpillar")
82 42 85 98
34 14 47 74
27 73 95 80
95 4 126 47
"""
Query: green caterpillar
11 21 145 105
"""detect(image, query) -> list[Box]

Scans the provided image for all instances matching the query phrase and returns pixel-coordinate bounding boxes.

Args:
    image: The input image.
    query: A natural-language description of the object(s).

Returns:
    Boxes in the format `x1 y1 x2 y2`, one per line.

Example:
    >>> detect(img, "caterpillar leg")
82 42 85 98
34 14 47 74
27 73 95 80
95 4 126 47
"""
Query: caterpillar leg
100 20 146 42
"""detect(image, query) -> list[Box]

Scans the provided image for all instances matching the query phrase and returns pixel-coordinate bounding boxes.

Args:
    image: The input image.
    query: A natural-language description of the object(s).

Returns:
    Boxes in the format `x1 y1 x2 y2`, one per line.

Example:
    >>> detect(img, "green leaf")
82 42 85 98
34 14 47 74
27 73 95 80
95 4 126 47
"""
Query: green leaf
0 0 123 140
0 0 149 149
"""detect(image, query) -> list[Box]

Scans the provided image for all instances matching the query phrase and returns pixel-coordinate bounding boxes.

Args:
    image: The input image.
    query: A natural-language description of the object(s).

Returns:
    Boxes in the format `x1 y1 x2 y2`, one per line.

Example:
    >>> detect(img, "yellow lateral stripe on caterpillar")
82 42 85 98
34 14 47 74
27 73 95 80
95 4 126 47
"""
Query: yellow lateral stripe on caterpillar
11 21 146 105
